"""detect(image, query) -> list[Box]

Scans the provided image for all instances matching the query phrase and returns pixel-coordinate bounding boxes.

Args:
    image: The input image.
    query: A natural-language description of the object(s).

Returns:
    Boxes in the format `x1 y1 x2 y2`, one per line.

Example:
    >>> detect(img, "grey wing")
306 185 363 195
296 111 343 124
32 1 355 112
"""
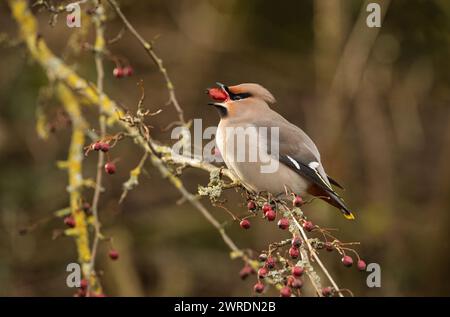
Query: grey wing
253 111 331 186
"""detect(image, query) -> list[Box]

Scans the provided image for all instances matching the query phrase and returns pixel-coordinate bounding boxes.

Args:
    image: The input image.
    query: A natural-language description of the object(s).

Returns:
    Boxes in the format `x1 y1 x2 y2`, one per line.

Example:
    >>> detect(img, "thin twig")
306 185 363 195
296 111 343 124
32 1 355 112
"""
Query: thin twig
107 0 186 125
88 0 106 295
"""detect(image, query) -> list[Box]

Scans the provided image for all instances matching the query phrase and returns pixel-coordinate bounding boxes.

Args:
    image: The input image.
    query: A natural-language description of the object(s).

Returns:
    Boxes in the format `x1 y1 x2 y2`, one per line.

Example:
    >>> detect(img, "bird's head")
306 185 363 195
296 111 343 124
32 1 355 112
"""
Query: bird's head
206 83 275 118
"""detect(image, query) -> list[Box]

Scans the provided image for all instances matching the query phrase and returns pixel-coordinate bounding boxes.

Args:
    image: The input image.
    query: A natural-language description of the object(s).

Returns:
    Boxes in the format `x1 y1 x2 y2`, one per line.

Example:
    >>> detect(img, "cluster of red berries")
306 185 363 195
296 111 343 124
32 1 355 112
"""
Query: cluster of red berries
341 255 367 271
92 141 110 152
91 141 117 175
252 253 305 297
289 236 302 259
242 196 306 230
113 66 133 78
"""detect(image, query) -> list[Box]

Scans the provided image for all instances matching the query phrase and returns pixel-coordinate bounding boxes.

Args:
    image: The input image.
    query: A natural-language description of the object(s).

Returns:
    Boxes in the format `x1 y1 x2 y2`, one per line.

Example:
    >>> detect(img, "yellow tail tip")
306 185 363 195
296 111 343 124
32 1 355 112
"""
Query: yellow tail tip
343 212 355 220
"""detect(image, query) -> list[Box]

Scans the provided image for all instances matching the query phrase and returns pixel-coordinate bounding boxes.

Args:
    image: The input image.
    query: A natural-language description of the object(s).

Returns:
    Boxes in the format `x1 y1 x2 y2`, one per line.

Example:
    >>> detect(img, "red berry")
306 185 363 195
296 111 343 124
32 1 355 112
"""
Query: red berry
280 286 291 297
253 282 265 293
291 237 302 248
277 218 289 230
341 255 353 267
109 250 119 260
325 242 333 252
303 221 314 232
113 67 124 78
262 203 272 214
293 195 304 207
64 216 76 228
239 219 251 229
265 257 275 269
265 209 276 221
357 259 367 271
258 267 268 279
104 162 116 174
100 143 110 152
322 287 332 297
291 278 303 289
123 66 133 77
93 142 102 151
207 87 228 102
289 247 299 259
292 266 304 277
239 265 253 280
247 201 256 211
80 279 88 289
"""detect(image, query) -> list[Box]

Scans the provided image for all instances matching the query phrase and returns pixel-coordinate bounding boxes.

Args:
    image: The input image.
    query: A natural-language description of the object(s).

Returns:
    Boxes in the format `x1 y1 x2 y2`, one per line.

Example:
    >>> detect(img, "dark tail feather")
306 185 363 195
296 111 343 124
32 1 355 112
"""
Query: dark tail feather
326 191 355 220
308 184 355 220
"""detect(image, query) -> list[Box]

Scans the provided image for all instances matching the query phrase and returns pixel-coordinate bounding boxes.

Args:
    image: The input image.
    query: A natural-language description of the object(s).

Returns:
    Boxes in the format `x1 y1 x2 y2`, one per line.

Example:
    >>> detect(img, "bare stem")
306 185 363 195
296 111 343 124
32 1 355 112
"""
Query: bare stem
88 0 106 295
107 0 186 125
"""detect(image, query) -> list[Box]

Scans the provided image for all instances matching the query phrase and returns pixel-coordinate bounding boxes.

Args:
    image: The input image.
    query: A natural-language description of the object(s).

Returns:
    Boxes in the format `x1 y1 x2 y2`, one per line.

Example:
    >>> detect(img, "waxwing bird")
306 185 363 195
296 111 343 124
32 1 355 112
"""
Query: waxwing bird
206 82 355 220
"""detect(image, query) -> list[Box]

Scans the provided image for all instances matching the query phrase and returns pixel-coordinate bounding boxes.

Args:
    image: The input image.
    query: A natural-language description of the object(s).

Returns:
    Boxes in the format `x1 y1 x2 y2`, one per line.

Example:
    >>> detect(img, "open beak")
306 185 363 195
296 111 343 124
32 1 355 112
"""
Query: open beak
206 82 230 103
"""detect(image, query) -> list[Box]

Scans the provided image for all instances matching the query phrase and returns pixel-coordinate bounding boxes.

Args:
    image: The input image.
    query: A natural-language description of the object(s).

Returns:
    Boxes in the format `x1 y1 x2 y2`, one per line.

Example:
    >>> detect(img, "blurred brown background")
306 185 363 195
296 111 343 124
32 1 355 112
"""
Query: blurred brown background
1 0 450 296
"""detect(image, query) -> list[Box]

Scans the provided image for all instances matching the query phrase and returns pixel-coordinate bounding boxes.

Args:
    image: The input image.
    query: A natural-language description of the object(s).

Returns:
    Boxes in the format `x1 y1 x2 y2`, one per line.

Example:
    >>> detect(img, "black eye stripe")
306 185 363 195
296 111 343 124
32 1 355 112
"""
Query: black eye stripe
231 92 252 101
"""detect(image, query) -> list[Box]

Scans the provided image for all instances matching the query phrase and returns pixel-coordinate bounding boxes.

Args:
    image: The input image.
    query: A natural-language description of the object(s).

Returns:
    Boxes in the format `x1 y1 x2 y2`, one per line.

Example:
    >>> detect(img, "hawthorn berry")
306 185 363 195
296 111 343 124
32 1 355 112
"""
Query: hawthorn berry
104 162 116 174
64 216 76 228
239 265 253 280
303 221 314 232
291 278 303 289
291 237 302 248
289 247 299 259
293 195 304 207
277 218 289 230
341 255 353 267
292 266 304 277
322 287 333 297
109 250 119 260
262 203 272 214
265 209 276 221
357 259 367 271
239 219 251 229
122 66 133 77
93 142 102 151
258 267 268 279
253 282 265 294
100 142 110 152
247 201 257 211
265 257 275 269
113 67 124 78
280 286 291 297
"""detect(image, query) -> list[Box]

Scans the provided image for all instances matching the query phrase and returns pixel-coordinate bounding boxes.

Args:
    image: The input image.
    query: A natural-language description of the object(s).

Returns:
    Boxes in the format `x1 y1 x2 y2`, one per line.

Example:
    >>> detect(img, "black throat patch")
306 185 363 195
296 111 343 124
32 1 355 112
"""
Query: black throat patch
214 105 228 118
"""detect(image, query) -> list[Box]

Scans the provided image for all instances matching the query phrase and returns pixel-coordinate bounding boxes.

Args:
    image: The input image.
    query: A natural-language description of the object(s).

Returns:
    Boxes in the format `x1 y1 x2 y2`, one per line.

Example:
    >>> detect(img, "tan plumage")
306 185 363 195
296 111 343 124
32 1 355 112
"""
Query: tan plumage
208 83 355 220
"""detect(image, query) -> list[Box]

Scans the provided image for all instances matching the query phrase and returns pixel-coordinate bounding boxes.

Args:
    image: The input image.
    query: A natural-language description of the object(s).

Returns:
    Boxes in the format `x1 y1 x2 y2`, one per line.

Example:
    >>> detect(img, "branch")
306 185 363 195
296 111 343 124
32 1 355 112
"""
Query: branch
88 0 107 295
